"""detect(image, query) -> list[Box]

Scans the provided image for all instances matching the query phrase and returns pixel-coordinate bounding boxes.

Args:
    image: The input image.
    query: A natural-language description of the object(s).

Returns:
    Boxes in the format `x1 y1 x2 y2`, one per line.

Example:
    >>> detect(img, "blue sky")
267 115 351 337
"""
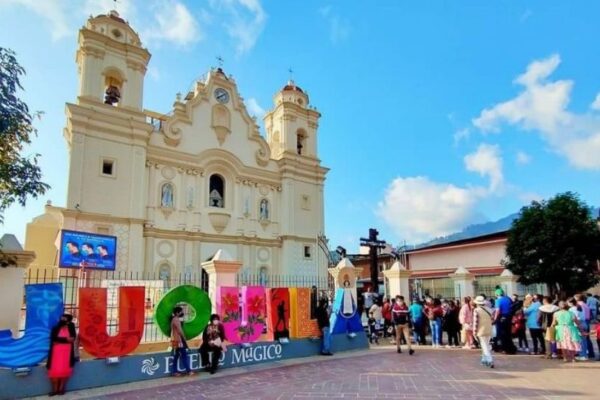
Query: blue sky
1 0 600 252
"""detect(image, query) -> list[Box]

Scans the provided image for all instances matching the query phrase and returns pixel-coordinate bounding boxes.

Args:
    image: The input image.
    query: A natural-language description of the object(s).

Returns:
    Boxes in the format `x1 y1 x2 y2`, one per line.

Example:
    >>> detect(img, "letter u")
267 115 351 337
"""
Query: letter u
79 286 145 358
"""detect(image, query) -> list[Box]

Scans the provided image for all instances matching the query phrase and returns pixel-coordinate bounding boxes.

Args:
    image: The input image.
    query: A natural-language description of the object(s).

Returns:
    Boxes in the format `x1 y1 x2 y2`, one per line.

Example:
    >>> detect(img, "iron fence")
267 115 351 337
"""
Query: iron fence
23 267 209 343
236 273 335 300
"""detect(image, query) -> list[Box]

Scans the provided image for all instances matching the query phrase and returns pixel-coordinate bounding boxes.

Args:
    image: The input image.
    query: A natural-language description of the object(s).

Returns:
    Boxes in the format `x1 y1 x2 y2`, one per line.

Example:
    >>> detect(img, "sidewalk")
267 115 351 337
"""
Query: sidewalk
29 345 600 400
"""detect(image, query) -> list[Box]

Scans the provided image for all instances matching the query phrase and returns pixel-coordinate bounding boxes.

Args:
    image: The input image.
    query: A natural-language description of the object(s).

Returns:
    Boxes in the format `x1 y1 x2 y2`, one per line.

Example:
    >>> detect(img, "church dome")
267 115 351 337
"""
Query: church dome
281 80 304 93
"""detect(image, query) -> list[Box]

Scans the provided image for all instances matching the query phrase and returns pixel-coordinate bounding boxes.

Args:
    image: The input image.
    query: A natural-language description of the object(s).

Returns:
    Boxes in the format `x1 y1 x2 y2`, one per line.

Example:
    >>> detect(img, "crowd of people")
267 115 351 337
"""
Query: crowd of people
362 287 600 368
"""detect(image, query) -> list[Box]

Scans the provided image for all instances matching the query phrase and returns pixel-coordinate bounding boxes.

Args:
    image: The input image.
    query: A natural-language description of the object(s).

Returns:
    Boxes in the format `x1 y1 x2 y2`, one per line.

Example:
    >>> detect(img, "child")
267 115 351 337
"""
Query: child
473 295 494 368
512 309 528 352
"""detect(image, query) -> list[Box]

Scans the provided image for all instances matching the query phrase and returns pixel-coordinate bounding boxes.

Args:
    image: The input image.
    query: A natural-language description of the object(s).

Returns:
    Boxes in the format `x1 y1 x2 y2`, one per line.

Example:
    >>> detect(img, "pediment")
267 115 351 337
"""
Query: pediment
158 69 271 168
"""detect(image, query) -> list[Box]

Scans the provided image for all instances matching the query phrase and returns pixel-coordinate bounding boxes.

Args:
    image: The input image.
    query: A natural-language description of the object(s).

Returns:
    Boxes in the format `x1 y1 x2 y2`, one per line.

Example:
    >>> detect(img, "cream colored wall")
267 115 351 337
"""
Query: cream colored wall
25 13 328 278
409 240 506 271
67 134 147 219
24 207 62 267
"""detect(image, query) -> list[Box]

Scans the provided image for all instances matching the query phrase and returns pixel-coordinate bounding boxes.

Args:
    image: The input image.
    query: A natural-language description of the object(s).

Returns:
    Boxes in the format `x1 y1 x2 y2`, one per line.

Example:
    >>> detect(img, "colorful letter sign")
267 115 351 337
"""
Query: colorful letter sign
154 285 211 339
79 287 145 358
265 288 290 340
218 286 266 343
0 283 64 368
288 288 320 338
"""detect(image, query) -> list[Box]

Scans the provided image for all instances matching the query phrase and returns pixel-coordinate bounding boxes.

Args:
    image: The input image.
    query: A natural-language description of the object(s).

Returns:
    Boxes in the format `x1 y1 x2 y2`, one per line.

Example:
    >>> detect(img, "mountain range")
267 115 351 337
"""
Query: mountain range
414 206 599 249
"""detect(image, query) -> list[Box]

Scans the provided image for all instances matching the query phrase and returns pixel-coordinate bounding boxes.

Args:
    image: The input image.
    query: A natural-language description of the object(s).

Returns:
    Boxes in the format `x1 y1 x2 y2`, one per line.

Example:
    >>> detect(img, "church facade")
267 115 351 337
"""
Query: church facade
26 11 329 280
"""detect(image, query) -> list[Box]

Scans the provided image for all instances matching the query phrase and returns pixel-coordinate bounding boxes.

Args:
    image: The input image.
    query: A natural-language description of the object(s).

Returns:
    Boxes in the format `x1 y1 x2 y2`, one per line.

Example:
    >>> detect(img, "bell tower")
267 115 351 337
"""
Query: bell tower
264 81 321 160
63 10 153 273
76 10 150 110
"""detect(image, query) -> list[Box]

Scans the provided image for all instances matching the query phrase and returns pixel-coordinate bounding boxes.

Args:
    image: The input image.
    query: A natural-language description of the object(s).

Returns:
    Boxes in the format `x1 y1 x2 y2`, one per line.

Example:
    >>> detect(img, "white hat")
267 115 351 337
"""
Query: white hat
474 295 486 305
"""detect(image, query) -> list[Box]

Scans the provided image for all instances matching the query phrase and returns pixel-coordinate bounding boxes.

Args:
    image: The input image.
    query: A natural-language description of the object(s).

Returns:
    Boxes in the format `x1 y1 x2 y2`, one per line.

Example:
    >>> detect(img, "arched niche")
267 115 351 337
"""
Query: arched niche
208 174 225 208
102 66 125 106
296 128 307 155
211 104 231 145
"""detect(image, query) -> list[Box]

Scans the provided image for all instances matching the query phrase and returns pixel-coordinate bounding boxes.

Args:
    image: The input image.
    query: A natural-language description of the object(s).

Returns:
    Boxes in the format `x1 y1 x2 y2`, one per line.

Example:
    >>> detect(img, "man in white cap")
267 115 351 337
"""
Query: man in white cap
473 295 494 368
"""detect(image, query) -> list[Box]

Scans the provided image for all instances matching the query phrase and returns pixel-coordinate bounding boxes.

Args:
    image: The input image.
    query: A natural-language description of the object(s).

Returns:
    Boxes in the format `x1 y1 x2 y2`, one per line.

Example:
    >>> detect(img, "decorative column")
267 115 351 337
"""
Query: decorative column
328 257 359 302
0 234 36 338
499 269 519 296
201 249 242 313
449 266 475 300
383 260 412 300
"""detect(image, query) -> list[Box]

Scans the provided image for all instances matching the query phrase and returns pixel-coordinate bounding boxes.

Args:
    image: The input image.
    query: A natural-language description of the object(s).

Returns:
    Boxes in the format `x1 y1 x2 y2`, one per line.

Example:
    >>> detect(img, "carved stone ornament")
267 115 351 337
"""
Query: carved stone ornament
208 211 231 233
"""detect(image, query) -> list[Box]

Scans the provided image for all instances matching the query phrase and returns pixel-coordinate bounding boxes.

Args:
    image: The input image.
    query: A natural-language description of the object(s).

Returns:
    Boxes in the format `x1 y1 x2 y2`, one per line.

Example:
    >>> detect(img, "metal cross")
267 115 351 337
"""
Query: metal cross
113 0 119 11
217 56 224 68
288 67 294 81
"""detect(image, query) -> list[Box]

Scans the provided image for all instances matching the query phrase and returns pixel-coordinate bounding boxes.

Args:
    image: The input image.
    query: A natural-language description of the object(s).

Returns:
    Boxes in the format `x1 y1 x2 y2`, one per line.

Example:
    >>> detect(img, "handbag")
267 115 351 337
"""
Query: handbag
210 337 222 348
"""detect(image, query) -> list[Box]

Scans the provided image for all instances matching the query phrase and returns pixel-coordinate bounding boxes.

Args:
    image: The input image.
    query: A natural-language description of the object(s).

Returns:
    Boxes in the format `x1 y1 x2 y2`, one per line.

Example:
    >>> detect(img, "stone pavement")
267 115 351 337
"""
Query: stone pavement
32 346 599 400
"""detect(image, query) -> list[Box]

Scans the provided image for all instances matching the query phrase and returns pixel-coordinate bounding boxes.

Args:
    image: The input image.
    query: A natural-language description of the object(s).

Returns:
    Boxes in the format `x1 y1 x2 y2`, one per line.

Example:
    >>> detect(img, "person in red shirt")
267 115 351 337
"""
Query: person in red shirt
427 298 444 347
382 298 392 338
392 296 414 355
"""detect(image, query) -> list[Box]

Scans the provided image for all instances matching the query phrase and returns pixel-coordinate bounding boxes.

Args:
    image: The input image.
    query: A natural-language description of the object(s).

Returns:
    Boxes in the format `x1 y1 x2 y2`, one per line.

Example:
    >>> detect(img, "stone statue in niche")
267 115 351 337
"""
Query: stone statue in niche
161 183 174 208
209 189 223 208
259 199 269 220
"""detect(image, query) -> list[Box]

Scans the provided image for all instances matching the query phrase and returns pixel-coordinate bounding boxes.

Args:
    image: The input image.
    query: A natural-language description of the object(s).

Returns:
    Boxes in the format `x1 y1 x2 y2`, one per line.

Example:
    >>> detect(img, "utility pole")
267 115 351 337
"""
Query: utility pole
360 228 386 294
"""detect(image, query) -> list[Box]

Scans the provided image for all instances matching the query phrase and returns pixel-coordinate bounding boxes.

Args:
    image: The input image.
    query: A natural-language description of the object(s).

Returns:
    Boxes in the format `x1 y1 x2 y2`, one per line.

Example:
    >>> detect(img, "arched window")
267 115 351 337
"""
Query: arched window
103 72 123 106
209 174 225 208
296 129 307 155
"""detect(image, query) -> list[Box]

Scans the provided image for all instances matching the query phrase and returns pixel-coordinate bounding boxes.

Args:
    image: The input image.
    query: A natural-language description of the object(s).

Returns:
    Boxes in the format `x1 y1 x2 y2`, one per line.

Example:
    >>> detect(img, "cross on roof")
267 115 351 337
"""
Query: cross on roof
288 67 294 81
217 56 224 68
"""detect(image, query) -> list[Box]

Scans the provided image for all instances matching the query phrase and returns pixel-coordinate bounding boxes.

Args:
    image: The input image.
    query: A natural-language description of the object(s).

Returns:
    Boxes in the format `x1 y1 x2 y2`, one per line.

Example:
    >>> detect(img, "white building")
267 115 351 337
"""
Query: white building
26 11 329 280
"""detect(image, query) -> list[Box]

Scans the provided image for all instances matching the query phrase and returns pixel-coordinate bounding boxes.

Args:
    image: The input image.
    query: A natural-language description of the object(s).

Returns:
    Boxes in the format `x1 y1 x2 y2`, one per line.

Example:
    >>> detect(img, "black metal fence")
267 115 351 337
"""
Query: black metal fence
21 268 334 343
23 268 209 343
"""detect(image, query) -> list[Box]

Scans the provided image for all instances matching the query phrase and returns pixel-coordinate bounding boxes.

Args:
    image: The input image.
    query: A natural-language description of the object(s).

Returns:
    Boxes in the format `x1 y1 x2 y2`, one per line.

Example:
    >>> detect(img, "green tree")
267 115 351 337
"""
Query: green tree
504 192 600 297
0 47 49 222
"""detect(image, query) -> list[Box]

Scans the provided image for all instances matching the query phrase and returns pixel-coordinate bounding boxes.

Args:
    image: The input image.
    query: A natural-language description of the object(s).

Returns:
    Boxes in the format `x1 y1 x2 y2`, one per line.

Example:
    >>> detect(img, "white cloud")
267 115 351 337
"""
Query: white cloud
378 143 505 243
211 0 266 55
516 151 531 165
453 127 470 144
377 177 481 243
318 6 350 44
0 0 70 40
472 54 600 170
464 144 504 192
146 1 201 47
591 93 600 110
246 97 265 118
147 66 161 81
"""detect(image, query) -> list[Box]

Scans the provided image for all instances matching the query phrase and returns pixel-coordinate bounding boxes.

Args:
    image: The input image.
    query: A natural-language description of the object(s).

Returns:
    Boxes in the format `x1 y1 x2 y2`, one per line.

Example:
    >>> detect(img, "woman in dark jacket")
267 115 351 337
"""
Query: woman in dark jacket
199 314 226 374
47 314 77 396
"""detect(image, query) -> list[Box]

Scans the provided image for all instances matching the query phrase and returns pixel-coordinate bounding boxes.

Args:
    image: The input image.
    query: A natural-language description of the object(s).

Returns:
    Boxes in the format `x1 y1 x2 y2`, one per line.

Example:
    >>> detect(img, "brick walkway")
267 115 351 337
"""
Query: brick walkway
41 346 599 400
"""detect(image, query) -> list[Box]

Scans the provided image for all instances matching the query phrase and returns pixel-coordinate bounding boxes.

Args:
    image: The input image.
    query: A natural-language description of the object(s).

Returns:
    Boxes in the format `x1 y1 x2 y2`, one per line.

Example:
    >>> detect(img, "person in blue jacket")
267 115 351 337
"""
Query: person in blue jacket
523 294 545 355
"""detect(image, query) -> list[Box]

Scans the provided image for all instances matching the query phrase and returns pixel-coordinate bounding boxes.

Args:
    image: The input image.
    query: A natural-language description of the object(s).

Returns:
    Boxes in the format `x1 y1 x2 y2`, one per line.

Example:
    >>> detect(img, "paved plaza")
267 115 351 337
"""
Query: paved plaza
32 346 599 400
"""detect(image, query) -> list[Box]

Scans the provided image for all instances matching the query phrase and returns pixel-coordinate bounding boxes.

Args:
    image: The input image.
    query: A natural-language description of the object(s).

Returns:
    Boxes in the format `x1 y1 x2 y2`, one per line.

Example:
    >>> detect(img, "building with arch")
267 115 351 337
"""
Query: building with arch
25 11 329 279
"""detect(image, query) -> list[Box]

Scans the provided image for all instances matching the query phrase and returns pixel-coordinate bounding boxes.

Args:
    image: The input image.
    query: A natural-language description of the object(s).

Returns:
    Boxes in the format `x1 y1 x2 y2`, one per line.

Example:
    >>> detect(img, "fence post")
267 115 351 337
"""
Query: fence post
449 267 475 300
0 234 36 338
200 249 242 313
383 260 412 300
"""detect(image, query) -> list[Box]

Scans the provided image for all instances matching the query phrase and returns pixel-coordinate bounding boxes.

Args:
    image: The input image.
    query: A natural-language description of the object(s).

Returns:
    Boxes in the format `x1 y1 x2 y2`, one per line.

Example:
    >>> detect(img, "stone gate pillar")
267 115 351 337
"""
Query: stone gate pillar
499 269 519 296
383 260 412 300
449 266 475 300
201 249 242 313
0 234 36 338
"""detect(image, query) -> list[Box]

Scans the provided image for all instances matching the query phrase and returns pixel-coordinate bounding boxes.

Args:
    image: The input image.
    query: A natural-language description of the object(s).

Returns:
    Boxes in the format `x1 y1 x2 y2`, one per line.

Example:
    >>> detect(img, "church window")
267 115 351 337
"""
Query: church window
296 129 307 155
101 158 115 177
103 69 124 106
303 245 312 259
209 174 225 208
